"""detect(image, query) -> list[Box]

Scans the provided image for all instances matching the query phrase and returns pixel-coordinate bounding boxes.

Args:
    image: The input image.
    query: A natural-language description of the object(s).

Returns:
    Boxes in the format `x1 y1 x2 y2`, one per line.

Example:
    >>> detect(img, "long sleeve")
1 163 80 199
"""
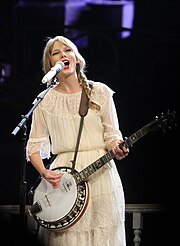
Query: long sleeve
91 82 123 150
26 97 51 161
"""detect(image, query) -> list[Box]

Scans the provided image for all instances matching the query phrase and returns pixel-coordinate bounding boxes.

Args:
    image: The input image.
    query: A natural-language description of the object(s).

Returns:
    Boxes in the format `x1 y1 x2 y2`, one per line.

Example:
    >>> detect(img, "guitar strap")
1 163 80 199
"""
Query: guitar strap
71 82 92 174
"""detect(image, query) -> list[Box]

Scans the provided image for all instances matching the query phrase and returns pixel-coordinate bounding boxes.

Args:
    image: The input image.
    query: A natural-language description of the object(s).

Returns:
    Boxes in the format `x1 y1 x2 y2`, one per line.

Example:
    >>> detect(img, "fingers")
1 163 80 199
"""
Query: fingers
42 169 63 188
113 144 129 160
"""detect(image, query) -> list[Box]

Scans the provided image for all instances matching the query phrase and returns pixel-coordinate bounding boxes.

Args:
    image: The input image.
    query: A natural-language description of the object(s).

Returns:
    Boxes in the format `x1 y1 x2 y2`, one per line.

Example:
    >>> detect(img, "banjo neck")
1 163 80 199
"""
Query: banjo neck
73 150 115 185
72 124 151 184
73 109 176 185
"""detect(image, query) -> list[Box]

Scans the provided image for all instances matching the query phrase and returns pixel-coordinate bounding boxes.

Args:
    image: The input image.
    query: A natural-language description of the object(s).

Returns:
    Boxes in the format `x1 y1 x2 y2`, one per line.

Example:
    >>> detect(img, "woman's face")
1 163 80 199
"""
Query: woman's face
49 40 78 78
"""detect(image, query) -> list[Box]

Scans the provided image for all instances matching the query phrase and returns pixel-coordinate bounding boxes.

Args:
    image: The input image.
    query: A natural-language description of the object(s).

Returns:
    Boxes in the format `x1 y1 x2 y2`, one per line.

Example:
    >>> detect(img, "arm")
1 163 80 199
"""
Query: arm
29 152 62 188
26 102 62 188
100 84 129 160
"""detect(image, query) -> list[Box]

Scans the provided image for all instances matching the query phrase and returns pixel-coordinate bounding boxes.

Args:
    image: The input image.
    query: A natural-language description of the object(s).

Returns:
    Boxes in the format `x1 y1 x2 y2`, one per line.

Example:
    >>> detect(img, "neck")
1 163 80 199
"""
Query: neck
56 75 82 94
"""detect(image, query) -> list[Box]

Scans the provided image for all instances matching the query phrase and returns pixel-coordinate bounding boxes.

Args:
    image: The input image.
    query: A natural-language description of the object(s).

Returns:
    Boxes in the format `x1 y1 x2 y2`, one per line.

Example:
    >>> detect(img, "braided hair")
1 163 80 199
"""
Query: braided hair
77 66 100 111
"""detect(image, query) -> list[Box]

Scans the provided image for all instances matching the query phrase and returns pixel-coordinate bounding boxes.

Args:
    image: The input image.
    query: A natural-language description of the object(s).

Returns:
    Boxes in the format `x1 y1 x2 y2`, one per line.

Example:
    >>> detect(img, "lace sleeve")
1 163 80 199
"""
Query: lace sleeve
26 137 51 162
26 97 50 161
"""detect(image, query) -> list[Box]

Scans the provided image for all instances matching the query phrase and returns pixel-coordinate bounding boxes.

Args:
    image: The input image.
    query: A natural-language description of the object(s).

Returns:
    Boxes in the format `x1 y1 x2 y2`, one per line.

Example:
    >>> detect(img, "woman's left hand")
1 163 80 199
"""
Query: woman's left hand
112 140 129 160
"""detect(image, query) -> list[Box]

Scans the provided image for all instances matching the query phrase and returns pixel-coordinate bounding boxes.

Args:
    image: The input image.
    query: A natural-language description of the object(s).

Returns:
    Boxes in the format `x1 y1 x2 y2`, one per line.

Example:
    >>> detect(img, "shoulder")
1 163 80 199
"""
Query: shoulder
89 80 115 96
33 88 56 105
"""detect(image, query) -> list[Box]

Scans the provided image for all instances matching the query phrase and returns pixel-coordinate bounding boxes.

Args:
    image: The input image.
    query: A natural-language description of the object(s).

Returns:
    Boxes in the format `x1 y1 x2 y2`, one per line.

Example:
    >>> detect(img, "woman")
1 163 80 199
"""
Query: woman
26 35 129 246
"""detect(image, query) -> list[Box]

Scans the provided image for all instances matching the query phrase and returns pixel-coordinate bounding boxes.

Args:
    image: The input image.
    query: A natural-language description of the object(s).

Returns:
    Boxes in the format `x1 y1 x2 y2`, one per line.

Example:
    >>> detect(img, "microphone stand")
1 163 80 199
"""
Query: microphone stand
11 78 57 230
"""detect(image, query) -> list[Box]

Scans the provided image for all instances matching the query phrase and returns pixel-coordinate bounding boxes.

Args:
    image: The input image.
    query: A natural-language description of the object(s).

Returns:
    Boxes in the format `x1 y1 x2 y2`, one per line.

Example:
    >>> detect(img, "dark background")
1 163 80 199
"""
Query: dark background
0 0 179 245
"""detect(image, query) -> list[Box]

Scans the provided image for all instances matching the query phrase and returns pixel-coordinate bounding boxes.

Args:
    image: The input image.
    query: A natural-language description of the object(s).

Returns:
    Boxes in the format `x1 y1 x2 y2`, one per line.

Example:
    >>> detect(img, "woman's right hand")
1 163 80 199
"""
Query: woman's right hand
41 169 63 189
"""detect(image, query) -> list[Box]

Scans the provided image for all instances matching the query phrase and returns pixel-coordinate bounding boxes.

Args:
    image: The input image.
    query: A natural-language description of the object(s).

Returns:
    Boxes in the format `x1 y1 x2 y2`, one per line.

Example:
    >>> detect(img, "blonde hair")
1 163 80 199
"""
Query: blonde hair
42 36 100 111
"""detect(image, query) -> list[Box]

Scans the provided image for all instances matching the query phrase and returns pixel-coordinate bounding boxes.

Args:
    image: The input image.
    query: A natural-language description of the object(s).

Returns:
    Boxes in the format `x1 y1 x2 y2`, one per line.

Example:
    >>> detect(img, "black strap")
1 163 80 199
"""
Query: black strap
70 117 84 174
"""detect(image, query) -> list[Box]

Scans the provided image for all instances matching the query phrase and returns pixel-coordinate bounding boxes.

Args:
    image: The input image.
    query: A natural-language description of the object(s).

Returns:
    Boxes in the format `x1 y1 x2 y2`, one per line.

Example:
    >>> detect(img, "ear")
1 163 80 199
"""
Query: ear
75 55 79 64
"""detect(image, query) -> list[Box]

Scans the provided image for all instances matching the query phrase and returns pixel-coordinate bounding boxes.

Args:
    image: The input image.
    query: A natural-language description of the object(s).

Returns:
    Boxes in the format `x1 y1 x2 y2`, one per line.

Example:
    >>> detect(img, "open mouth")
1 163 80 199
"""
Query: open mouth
62 60 70 69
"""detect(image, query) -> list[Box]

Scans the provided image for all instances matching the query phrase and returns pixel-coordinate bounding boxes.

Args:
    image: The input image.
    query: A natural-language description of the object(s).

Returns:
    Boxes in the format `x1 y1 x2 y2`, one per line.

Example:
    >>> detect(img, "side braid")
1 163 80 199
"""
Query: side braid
79 72 100 111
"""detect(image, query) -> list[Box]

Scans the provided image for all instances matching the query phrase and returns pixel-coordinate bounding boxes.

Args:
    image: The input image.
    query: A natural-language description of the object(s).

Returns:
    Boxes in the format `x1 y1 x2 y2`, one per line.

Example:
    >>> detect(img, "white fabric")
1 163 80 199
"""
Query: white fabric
26 81 126 246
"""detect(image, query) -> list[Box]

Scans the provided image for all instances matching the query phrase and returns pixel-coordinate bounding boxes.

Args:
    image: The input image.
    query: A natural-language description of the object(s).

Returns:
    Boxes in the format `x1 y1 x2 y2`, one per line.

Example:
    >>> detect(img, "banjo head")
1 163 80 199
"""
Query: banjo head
28 166 89 230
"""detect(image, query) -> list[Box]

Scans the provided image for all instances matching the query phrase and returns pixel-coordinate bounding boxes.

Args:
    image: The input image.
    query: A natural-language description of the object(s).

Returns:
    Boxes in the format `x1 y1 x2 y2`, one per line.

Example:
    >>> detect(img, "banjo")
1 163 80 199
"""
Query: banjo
28 110 176 231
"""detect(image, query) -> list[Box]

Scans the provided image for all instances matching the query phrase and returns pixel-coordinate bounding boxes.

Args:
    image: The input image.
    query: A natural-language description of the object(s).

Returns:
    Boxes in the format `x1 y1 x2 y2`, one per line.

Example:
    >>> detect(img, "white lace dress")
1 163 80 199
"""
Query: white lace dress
26 81 126 246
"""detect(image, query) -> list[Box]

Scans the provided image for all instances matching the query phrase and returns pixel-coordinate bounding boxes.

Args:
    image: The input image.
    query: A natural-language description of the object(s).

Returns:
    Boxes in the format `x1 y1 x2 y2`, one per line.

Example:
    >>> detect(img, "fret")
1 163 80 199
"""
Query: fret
128 127 147 145
87 165 94 175
80 170 86 180
82 169 90 179
124 138 132 148
106 151 114 161
91 161 97 171
101 154 108 164
78 164 96 183
95 159 103 169
129 134 139 144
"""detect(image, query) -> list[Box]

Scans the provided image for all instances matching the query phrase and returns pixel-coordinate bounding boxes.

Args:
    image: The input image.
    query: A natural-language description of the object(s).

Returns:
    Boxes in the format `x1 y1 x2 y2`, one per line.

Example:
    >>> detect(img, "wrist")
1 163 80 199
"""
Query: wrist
41 168 47 178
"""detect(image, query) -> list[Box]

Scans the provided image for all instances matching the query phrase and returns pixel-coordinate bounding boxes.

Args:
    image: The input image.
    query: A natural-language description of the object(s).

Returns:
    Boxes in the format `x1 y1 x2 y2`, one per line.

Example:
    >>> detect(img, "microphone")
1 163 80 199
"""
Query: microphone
41 61 64 84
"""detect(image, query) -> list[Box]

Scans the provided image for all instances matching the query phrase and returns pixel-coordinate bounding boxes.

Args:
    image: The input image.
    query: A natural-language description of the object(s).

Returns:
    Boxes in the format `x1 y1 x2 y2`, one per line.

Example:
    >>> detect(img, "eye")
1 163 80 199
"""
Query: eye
51 51 59 56
65 48 72 52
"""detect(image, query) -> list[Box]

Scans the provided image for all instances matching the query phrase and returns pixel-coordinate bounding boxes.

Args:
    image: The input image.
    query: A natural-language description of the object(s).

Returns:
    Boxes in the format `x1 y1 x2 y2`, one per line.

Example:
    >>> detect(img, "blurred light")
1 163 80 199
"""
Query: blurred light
0 63 12 84
121 1 134 39
64 0 135 47
64 0 89 48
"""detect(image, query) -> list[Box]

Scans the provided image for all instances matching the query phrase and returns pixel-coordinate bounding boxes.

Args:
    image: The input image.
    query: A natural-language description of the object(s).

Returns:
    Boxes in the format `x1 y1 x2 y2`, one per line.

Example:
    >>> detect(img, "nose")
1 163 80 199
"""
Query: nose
61 51 67 58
